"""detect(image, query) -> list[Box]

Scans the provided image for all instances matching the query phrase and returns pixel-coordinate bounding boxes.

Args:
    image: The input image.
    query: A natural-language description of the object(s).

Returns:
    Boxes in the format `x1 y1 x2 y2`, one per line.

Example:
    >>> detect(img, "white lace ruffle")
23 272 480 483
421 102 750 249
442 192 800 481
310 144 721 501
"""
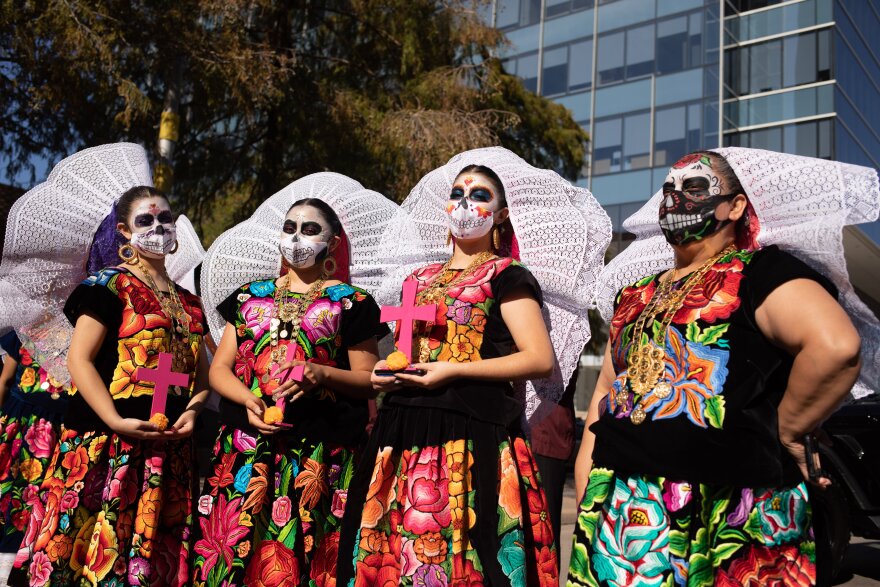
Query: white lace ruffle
595 147 880 399
386 146 612 423
200 172 400 342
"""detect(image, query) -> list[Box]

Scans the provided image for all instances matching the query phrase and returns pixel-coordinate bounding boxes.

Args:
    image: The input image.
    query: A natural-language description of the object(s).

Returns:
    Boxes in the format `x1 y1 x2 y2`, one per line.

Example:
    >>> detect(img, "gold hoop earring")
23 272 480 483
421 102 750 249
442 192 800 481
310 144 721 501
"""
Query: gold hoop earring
492 225 502 251
169 240 179 254
118 243 139 264
322 256 337 277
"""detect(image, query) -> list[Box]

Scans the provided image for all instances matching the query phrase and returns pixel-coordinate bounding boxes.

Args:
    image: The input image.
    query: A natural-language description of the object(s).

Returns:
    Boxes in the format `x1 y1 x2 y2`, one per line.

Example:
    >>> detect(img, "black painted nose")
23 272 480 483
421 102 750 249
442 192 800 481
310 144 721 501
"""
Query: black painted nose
155 225 166 235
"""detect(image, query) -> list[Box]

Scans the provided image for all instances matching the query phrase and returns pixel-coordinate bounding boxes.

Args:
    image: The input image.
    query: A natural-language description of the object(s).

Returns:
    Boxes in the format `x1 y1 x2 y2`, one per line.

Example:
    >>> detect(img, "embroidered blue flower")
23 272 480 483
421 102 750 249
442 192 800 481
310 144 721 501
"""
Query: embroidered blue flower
249 280 276 297
83 267 120 287
234 463 254 493
325 283 356 302
59 513 70 531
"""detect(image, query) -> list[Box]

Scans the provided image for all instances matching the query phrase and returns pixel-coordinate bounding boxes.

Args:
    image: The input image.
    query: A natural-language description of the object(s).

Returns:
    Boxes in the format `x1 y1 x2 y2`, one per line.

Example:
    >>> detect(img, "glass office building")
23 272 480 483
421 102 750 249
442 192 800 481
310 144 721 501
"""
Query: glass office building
491 0 880 257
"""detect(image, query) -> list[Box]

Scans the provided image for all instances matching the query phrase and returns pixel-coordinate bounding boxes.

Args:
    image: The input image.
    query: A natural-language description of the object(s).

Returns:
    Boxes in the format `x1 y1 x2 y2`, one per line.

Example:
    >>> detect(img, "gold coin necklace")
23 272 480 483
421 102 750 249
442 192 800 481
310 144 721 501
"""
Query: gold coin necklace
263 273 326 385
134 259 193 376
413 251 496 363
622 245 736 425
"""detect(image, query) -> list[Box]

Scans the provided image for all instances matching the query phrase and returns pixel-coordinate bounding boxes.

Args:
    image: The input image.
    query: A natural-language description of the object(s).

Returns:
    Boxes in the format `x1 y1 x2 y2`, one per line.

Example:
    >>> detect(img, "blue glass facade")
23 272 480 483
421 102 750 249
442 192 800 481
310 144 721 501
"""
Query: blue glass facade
493 0 880 252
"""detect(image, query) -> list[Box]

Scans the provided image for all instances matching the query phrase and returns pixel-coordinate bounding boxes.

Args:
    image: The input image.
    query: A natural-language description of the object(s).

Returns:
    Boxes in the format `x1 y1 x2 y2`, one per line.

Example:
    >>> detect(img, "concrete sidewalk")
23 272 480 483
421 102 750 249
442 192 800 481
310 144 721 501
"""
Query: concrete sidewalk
556 477 880 586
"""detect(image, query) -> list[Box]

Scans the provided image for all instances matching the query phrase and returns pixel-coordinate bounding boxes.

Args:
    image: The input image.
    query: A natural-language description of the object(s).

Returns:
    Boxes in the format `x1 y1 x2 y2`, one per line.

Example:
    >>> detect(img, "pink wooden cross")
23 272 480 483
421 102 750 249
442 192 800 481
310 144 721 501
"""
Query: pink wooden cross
276 343 305 414
137 352 189 417
380 279 437 362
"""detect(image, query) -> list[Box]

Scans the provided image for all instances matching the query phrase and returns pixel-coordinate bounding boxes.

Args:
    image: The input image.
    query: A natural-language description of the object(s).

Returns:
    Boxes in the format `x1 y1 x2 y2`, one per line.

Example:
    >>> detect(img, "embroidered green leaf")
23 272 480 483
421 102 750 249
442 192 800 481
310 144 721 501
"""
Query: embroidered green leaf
277 520 297 548
709 494 728 526
692 527 709 556
669 529 689 557
686 322 700 342
584 468 613 507
497 505 520 535
688 553 714 587
743 509 764 542
651 320 665 341
662 575 675 587
709 542 743 565
717 526 747 543
705 396 726 429
567 543 598 587
578 510 600 538
697 323 729 346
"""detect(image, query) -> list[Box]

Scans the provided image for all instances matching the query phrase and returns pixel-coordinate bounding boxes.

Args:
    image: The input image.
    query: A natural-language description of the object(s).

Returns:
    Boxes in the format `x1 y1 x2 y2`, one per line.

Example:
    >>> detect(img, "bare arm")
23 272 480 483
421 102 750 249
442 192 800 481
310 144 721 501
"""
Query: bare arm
67 313 171 439
395 287 554 389
209 322 280 434
276 337 381 401
755 278 861 486
574 341 616 502
0 355 17 406
169 342 212 438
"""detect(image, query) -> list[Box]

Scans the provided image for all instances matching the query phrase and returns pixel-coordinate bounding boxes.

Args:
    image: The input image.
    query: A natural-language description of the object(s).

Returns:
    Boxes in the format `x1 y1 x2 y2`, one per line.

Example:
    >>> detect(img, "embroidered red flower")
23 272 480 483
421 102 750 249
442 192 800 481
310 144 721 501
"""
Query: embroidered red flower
610 279 657 340
672 257 745 324
716 544 814 586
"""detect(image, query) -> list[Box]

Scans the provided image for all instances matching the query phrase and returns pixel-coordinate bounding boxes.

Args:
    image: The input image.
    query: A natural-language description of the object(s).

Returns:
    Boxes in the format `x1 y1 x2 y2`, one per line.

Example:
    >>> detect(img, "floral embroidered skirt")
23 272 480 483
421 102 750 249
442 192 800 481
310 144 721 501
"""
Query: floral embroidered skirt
337 404 559 587
0 390 67 553
191 426 355 587
566 467 816 587
7 427 195 587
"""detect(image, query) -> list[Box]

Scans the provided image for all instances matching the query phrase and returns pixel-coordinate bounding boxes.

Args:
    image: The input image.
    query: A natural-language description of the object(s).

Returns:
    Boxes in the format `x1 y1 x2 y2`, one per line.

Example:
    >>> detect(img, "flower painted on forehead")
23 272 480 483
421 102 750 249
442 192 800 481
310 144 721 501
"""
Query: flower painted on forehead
463 176 474 186
672 153 712 169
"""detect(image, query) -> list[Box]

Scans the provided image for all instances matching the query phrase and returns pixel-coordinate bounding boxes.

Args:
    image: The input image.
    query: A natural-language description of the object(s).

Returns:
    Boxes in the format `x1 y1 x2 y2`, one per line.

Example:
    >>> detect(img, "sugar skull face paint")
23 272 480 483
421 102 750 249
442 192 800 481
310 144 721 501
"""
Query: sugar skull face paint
128 197 176 258
279 205 331 268
659 153 737 245
446 174 501 240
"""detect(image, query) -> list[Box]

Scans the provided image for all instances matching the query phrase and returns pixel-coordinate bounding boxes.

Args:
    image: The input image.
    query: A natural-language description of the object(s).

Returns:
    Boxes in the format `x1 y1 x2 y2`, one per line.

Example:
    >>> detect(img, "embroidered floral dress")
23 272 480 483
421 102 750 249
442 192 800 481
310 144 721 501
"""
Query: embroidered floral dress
191 279 387 587
567 246 835 587
338 257 559 587
0 333 69 554
8 267 205 587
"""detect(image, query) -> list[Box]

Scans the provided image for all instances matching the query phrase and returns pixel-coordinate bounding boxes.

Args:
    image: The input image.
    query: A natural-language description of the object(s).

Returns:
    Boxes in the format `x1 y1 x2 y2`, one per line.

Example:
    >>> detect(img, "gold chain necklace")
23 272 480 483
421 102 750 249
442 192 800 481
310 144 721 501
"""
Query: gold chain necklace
132 259 193 375
413 251 496 362
263 273 326 385
622 245 736 425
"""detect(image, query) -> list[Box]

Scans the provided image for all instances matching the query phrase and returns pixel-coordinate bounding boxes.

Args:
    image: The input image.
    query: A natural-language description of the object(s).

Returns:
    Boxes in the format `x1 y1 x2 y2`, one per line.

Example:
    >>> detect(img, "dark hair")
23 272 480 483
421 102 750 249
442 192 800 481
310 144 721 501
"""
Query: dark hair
287 198 342 237
694 150 760 250
85 185 168 274
457 165 507 206
693 151 744 196
116 185 169 229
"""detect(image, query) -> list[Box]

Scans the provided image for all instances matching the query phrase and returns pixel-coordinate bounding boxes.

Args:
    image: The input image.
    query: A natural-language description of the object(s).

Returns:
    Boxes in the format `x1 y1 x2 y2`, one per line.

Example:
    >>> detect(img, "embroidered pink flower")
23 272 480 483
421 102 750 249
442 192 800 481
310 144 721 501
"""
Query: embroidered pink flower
272 496 293 527
193 494 250 581
22 484 40 506
234 340 256 387
59 490 79 511
402 446 451 535
662 481 692 513
23 419 55 459
107 464 138 510
302 299 342 343
28 551 52 587
240 297 274 340
198 495 213 516
331 489 348 518
232 429 257 453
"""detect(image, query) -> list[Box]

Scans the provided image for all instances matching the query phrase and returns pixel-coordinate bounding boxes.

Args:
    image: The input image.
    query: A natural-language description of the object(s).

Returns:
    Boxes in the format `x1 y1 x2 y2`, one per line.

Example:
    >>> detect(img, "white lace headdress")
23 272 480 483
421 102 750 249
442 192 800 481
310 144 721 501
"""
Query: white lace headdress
201 172 400 342
595 147 880 399
388 146 612 422
0 143 206 384
165 214 207 290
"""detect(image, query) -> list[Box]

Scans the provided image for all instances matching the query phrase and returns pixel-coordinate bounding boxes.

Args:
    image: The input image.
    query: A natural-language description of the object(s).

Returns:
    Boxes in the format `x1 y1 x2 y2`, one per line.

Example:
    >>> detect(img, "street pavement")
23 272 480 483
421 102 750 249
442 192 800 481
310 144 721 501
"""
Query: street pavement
557 477 880 586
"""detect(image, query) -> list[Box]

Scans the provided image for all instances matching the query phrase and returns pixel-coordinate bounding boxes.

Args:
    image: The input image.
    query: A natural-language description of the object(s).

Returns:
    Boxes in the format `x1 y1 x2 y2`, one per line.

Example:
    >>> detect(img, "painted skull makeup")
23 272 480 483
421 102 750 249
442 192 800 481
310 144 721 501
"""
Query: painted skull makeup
446 175 499 240
129 199 176 258
659 153 738 245
279 206 331 268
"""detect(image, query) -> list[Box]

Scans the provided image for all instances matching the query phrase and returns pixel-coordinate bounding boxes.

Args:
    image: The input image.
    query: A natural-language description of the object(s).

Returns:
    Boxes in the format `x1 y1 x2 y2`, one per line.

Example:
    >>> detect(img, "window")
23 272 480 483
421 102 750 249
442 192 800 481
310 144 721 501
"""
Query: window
542 47 569 96
725 29 831 96
496 0 541 28
626 24 655 79
518 54 540 93
654 106 686 167
546 0 595 17
597 32 625 85
728 119 833 159
750 39 782 93
569 39 593 90
623 112 651 170
593 117 623 175
656 13 702 75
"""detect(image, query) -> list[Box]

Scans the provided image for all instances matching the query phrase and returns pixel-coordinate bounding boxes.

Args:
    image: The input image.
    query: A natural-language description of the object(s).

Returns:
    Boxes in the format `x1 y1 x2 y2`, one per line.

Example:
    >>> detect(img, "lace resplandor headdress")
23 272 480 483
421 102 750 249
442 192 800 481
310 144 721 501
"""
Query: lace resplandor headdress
595 147 880 400
383 146 612 423
0 143 206 385
201 172 400 342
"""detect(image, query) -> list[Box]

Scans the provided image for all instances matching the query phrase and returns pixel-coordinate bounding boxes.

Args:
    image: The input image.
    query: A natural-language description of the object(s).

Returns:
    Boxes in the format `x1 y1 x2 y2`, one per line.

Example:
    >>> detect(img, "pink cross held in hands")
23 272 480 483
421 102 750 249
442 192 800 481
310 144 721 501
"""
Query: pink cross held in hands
276 343 305 413
380 279 437 363
136 352 190 417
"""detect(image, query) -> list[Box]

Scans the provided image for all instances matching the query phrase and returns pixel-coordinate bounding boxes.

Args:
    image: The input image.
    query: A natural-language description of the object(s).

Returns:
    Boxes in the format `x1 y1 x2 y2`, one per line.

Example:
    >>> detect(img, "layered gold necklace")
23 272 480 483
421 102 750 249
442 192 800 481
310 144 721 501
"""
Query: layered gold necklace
133 259 194 375
414 251 496 362
622 245 736 425
263 273 326 385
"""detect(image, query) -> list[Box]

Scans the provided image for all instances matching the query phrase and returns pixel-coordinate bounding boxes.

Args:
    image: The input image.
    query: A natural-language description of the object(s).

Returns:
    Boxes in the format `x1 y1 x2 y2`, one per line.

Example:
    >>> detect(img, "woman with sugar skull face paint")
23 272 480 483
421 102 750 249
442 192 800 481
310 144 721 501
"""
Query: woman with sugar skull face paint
339 148 611 587
568 149 877 587
193 184 390 586
6 162 209 583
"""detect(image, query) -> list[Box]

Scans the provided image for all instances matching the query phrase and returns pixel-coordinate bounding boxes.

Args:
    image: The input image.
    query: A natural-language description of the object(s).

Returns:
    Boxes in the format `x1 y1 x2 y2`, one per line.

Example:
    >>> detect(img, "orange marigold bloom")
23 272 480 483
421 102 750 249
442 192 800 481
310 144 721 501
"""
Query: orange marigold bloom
413 532 448 565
